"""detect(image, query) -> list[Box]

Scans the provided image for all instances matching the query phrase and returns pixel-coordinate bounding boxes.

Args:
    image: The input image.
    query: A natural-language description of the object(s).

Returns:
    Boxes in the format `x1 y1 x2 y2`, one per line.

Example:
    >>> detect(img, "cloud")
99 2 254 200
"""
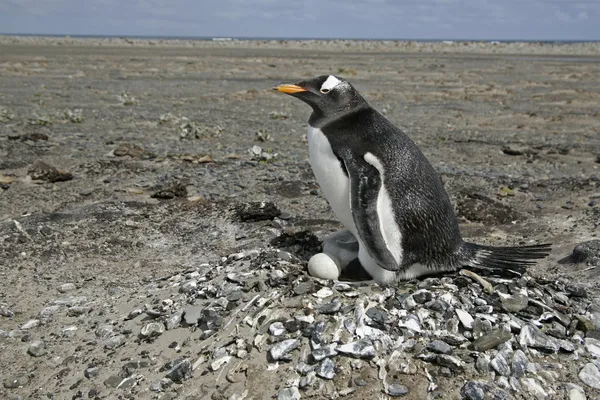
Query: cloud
0 0 598 40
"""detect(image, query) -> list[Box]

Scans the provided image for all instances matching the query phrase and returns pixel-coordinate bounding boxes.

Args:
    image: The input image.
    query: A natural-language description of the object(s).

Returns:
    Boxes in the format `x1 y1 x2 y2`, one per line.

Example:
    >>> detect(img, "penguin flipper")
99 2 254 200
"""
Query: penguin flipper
344 154 402 272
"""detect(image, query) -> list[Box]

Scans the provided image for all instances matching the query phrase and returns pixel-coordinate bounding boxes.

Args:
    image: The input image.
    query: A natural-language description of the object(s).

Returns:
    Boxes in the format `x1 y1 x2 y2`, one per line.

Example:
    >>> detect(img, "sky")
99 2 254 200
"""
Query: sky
0 0 599 41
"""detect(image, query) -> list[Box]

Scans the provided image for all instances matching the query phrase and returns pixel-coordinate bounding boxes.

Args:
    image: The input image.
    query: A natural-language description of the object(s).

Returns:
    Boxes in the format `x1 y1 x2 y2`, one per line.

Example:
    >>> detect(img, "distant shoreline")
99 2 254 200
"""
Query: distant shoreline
1 34 599 56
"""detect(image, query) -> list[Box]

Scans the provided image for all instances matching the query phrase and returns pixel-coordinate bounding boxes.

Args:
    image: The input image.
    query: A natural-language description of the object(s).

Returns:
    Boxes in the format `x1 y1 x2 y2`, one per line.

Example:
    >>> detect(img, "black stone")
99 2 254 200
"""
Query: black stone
236 201 281 222
426 340 453 355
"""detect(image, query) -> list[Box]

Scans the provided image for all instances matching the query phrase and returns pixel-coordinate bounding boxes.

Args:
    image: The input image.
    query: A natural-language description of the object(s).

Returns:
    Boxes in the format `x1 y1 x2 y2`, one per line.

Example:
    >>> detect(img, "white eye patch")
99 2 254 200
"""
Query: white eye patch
320 75 342 93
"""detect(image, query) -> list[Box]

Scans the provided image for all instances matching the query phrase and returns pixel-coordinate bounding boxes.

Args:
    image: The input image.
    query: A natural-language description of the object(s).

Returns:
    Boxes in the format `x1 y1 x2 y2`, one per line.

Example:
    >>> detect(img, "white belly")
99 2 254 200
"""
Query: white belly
307 126 357 234
307 125 398 285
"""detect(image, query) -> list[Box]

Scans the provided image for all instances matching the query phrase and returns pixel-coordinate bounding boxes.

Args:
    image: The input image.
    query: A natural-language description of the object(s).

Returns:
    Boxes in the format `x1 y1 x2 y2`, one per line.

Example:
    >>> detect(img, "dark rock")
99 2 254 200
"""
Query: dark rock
113 142 155 158
575 315 596 333
469 329 512 351
28 161 73 182
151 182 187 199
165 358 192 383
460 381 509 400
570 240 600 266
198 309 222 331
502 146 524 156
426 299 450 312
270 231 321 261
412 289 433 304
365 307 389 328
235 201 281 222
427 340 453 355
84 367 100 379
317 297 342 315
386 383 409 397
436 354 464 371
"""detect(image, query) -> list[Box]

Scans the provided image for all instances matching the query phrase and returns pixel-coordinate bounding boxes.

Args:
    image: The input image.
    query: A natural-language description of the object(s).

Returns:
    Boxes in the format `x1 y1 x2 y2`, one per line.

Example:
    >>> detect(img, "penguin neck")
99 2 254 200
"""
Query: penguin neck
308 103 371 129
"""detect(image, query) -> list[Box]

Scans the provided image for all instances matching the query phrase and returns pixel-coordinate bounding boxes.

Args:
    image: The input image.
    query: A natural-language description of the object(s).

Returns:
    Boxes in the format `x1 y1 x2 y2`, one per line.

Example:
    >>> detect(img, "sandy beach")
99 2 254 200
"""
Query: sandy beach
1 37 599 399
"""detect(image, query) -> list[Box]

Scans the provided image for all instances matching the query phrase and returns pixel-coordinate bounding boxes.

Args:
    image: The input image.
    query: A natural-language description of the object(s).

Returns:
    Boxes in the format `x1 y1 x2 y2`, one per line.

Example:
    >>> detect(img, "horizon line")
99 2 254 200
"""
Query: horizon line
1 33 599 43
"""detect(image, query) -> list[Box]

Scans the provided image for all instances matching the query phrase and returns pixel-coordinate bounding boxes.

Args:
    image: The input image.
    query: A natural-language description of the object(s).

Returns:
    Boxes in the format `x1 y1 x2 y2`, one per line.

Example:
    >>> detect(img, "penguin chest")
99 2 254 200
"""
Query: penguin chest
307 126 356 233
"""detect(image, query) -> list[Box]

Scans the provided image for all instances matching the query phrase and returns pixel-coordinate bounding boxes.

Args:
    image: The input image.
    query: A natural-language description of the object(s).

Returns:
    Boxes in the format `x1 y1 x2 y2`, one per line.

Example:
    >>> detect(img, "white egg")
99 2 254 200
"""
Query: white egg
307 253 341 280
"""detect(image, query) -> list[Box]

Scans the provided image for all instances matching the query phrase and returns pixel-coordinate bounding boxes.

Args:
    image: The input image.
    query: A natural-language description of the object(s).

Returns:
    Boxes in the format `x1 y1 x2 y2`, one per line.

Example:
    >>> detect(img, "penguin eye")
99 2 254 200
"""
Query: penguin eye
320 88 330 94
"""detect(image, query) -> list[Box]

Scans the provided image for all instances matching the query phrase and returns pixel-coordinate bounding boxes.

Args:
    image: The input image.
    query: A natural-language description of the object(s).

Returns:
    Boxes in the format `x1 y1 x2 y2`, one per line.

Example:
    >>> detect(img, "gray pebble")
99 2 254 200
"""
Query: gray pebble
27 340 46 357
436 354 464 371
183 305 204 325
579 363 600 389
316 358 335 380
310 345 338 362
317 297 342 315
491 353 511 377
67 306 91 316
38 305 61 319
299 371 316 388
470 329 512 352
3 374 29 389
269 321 286 336
140 322 166 338
460 380 509 400
179 280 197 293
165 357 192 383
104 334 126 350
519 324 559 352
426 340 453 355
510 350 529 378
95 324 114 338
57 283 76 293
20 319 40 330
268 339 300 362
84 367 100 379
337 338 375 359
104 375 136 389
277 387 301 400
475 354 490 375
386 383 409 397
501 294 528 312
165 311 183 330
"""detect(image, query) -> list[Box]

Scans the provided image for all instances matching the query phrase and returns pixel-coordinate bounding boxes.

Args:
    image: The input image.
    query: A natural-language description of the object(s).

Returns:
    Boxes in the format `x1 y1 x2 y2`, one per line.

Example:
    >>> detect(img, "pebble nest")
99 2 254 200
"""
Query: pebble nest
3 235 600 399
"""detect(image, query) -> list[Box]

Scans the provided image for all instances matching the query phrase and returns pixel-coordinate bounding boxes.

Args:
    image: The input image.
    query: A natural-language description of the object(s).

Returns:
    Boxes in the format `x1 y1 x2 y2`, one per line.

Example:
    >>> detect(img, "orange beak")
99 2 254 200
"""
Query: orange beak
275 84 307 94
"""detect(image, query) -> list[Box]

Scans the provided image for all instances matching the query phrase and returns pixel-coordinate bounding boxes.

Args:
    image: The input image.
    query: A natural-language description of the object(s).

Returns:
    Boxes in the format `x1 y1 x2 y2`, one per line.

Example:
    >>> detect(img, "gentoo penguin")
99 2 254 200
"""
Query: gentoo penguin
274 75 551 284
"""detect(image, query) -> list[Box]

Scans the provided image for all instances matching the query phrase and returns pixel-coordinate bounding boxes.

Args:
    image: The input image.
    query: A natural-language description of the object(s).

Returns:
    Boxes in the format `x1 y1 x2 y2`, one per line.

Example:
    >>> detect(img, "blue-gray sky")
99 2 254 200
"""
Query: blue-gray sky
0 0 598 40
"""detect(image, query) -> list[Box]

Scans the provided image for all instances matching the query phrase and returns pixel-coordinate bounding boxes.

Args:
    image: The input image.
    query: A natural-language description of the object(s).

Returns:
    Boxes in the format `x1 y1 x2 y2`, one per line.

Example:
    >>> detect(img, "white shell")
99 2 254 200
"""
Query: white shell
307 253 341 280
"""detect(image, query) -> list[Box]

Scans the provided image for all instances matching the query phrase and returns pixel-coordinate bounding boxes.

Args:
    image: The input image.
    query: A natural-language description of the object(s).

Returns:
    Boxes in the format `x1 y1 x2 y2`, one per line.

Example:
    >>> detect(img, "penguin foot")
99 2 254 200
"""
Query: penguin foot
339 258 373 282
322 229 359 267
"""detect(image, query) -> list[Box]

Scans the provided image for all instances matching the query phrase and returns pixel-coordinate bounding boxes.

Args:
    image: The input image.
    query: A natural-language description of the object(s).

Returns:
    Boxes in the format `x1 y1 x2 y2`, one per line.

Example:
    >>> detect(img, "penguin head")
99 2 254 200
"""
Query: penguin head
274 75 368 119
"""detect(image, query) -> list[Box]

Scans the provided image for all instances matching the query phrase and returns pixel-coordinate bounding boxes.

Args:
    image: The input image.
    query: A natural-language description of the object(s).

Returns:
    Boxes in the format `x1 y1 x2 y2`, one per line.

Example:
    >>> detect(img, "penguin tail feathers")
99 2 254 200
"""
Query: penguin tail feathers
462 242 552 277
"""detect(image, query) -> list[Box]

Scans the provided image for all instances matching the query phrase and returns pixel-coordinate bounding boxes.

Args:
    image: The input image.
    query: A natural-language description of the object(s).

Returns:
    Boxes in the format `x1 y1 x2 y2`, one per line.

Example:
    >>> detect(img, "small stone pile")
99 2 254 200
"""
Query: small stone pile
3 241 600 399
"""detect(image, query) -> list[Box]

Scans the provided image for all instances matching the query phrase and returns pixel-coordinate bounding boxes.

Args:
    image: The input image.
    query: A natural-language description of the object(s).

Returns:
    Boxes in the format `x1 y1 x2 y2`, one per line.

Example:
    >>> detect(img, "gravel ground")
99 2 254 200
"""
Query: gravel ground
0 37 599 400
